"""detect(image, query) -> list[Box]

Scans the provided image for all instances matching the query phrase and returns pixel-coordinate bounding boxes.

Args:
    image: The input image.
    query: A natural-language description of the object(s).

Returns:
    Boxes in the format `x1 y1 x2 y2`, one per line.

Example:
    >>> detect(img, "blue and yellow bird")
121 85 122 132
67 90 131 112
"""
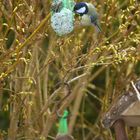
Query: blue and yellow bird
73 2 102 32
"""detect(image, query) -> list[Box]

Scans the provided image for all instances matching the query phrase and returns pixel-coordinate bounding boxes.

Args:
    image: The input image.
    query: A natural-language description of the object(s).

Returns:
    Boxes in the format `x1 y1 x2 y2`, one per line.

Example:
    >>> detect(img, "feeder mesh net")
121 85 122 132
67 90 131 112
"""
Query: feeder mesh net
51 0 75 36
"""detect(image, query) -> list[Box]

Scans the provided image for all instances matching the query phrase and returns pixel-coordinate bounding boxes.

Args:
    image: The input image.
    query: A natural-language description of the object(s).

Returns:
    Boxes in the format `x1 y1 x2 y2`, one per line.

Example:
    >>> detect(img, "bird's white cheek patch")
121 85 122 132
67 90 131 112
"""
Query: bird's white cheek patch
76 7 86 14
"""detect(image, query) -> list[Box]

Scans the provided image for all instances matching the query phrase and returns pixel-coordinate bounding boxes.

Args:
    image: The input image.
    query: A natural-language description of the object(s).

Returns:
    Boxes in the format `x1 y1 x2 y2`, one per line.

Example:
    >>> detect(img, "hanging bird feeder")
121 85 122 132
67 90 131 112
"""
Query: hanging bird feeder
51 0 75 36
55 110 74 140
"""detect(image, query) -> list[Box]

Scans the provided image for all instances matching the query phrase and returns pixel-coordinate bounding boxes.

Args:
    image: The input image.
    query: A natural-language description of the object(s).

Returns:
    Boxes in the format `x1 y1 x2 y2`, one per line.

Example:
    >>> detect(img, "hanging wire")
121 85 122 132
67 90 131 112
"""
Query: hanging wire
55 82 71 118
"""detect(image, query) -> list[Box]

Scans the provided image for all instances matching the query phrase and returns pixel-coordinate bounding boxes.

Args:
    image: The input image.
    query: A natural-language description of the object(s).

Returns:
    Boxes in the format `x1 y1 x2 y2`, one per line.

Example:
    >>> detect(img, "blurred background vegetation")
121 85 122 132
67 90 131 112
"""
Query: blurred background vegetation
0 0 140 139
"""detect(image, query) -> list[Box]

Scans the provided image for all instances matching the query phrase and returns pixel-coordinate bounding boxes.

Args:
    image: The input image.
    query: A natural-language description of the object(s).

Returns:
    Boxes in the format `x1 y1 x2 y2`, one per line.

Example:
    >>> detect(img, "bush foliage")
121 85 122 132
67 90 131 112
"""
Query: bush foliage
0 0 140 139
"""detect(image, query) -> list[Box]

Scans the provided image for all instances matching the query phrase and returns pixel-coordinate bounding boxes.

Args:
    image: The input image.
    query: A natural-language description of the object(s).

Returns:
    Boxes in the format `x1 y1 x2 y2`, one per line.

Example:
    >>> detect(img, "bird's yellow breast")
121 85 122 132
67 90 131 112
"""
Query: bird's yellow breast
81 15 91 26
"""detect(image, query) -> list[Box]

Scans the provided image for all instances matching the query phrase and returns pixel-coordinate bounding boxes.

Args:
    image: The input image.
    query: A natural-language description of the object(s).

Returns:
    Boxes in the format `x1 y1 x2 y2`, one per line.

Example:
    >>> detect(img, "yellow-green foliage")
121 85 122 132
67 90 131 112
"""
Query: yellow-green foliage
0 0 140 139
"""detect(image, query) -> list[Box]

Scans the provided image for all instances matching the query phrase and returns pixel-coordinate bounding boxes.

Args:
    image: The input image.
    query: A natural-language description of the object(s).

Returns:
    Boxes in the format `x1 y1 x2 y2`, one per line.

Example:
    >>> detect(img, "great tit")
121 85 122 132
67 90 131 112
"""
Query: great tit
73 2 101 32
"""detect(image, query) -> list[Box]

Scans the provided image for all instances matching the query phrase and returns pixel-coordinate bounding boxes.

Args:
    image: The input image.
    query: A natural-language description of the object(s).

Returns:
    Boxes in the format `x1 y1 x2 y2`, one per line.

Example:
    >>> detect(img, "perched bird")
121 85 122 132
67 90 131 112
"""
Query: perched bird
73 2 101 32
51 0 63 13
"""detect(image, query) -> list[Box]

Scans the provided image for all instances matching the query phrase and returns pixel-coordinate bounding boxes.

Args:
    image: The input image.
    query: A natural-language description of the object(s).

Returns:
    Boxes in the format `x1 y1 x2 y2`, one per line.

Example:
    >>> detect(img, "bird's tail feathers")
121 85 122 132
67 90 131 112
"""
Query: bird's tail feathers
94 23 102 32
